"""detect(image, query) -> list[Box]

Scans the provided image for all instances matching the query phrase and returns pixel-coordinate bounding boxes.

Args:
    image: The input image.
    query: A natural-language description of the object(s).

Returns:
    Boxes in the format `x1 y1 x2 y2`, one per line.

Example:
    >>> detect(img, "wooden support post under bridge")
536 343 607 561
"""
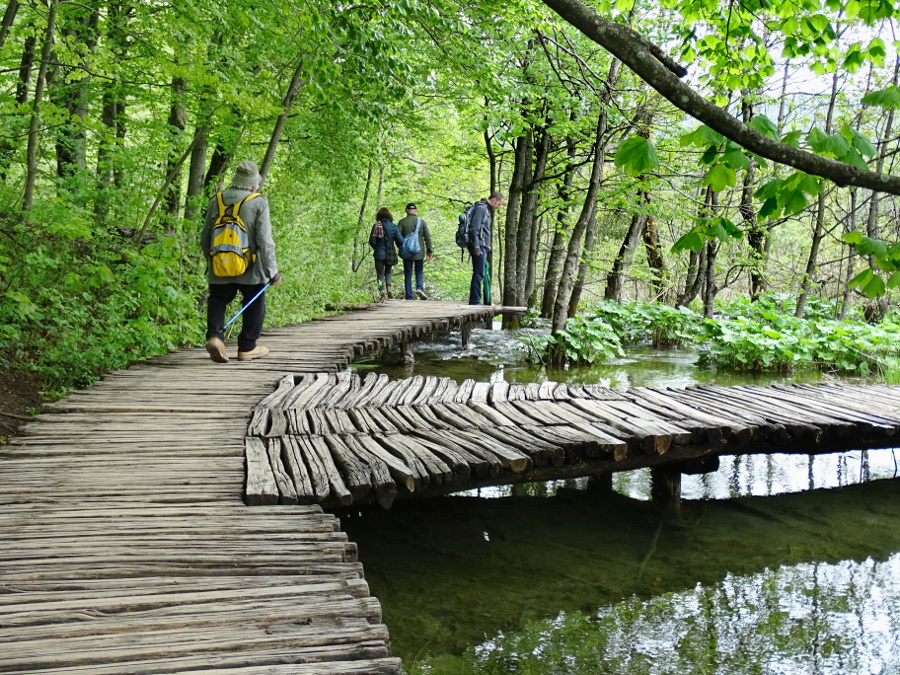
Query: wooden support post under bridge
651 466 681 519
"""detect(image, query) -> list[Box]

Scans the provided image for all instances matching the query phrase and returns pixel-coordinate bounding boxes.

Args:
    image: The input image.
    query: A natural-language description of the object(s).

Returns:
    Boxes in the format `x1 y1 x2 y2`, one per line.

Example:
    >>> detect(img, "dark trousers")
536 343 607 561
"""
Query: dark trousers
206 282 267 352
403 258 424 299
374 259 395 294
469 247 487 305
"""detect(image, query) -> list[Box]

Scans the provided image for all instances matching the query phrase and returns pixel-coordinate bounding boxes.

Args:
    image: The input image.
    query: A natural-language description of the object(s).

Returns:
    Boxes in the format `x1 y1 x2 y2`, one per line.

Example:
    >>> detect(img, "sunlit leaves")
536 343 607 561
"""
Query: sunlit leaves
806 125 875 170
841 231 900 297
862 85 900 109
748 115 778 140
848 269 886 298
755 171 822 219
615 136 659 176
672 217 743 253
703 164 737 192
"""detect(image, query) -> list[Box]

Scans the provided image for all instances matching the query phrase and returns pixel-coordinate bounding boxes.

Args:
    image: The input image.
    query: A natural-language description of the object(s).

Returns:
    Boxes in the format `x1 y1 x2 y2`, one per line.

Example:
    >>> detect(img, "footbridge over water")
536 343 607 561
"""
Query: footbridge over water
246 372 900 511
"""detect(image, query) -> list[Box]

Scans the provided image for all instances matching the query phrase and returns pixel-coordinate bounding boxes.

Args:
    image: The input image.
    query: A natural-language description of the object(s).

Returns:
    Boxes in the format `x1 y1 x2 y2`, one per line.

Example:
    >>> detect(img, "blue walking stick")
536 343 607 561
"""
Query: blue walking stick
224 282 271 331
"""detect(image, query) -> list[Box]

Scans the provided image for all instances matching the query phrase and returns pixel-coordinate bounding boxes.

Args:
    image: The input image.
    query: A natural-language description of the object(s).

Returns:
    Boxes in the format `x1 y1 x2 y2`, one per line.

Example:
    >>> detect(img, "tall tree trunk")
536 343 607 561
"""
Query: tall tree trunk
521 123 551 306
164 77 187 219
0 33 34 181
702 241 719 317
796 68 840 318
677 247 706 308
204 126 243 193
642 215 668 301
94 91 119 222
352 161 376 273
676 186 714 307
52 4 99 187
568 208 599 316
540 133 577 317
259 58 306 186
513 130 535 307
861 57 900 317
0 0 20 48
183 126 208 225
551 110 609 338
839 189 857 320
740 96 765 300
23 0 59 212
501 133 530 324
604 188 650 302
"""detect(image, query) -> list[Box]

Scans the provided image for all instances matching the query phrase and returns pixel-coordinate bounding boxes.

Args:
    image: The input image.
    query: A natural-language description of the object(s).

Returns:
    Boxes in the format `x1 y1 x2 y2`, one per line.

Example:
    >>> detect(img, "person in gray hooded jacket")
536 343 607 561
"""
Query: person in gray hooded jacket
468 191 504 305
200 160 282 363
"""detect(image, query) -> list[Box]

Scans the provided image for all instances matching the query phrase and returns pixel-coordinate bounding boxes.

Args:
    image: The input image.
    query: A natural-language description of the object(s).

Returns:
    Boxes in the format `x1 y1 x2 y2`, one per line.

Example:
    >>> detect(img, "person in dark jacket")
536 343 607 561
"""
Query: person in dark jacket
468 191 505 305
369 206 404 300
200 160 282 363
397 202 433 300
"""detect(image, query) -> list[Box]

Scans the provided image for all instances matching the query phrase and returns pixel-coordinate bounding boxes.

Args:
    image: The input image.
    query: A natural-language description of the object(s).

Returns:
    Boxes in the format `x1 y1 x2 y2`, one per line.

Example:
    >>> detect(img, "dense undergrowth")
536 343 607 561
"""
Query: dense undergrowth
0 207 367 401
524 295 900 379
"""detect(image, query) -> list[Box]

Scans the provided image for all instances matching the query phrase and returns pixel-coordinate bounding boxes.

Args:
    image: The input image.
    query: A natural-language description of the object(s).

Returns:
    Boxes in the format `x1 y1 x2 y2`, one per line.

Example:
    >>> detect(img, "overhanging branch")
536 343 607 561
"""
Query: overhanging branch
542 0 900 196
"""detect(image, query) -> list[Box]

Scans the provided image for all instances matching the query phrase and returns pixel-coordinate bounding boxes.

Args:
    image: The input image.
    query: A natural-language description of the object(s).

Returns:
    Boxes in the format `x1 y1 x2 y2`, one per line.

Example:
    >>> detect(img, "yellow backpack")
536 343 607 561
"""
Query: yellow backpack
209 192 260 277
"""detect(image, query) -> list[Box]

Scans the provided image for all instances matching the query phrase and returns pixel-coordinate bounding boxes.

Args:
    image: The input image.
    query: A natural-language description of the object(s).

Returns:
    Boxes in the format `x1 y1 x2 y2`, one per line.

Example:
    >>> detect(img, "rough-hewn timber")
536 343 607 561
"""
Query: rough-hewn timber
247 373 900 509
1 301 514 674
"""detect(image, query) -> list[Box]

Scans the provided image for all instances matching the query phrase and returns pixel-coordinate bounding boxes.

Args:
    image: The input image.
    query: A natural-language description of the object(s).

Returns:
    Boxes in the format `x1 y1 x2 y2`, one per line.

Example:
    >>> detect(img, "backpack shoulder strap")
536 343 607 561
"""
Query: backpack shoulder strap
215 192 227 217
234 192 261 218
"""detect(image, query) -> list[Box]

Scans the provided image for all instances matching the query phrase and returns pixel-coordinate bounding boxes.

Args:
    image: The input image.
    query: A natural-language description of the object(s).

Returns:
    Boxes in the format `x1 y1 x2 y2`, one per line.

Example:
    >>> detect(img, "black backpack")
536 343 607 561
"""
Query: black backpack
455 204 474 255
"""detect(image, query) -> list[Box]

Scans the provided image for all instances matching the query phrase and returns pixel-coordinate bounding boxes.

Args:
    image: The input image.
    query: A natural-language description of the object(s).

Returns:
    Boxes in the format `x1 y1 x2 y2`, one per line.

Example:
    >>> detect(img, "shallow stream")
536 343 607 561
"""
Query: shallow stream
341 325 900 674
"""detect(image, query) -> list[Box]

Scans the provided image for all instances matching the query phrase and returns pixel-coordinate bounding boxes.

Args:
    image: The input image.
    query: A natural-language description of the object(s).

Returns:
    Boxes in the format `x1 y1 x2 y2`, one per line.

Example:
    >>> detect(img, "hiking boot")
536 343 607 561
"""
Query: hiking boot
206 337 228 363
386 289 394 299
238 345 269 361
416 289 427 300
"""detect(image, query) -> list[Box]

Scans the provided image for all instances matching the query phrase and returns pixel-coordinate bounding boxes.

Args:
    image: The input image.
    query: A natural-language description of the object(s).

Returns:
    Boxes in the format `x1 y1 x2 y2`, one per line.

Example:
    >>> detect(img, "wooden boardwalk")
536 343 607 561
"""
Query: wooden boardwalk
247 373 900 508
1 301 503 674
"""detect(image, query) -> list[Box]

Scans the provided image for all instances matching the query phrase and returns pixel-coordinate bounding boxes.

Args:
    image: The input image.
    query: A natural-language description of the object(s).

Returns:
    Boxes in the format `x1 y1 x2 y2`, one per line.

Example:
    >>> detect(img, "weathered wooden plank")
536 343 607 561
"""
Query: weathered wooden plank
340 435 399 510
436 429 532 473
281 436 317 504
266 437 298 505
377 434 450 487
244 437 279 506
352 435 417 492
305 436 354 506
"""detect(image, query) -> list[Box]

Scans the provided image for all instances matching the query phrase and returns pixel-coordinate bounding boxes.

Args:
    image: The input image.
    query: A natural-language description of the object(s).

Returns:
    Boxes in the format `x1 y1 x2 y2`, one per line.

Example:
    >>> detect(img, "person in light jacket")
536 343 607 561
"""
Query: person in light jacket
468 191 504 305
200 161 282 363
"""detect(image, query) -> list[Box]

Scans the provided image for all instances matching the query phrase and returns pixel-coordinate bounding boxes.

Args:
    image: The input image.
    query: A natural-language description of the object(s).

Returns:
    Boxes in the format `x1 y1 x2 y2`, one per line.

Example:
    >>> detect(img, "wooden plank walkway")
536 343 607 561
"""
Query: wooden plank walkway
247 373 900 508
1 301 505 674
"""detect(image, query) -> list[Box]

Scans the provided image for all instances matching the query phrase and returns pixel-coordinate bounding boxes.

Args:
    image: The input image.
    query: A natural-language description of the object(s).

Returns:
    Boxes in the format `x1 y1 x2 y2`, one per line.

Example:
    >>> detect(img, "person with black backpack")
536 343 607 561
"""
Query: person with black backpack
369 206 404 300
468 191 505 305
200 160 282 364
397 202 433 300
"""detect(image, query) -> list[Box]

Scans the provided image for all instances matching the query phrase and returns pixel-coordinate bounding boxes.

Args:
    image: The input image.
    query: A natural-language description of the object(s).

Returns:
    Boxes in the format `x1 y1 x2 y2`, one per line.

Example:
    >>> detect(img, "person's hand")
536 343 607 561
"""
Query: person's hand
427 255 433 262
270 273 283 286
473 249 482 256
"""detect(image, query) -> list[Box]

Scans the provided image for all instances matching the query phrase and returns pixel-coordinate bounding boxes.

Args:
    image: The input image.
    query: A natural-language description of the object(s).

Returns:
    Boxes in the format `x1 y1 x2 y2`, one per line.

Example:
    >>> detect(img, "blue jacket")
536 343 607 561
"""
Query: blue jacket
369 218 404 261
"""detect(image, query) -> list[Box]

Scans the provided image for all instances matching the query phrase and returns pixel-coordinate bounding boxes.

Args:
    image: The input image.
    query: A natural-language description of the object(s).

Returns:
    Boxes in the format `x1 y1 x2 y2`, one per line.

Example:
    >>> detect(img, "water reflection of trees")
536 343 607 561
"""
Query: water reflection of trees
423 557 900 674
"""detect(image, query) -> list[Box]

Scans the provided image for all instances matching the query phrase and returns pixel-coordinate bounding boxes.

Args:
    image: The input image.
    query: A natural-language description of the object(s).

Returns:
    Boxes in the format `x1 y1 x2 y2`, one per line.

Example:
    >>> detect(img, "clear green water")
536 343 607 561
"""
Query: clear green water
342 325 900 674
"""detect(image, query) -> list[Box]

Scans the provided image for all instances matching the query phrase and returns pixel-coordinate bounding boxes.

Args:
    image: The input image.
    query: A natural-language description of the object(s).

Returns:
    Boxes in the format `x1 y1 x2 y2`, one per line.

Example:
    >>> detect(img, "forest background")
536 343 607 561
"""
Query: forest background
3 0 900 429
